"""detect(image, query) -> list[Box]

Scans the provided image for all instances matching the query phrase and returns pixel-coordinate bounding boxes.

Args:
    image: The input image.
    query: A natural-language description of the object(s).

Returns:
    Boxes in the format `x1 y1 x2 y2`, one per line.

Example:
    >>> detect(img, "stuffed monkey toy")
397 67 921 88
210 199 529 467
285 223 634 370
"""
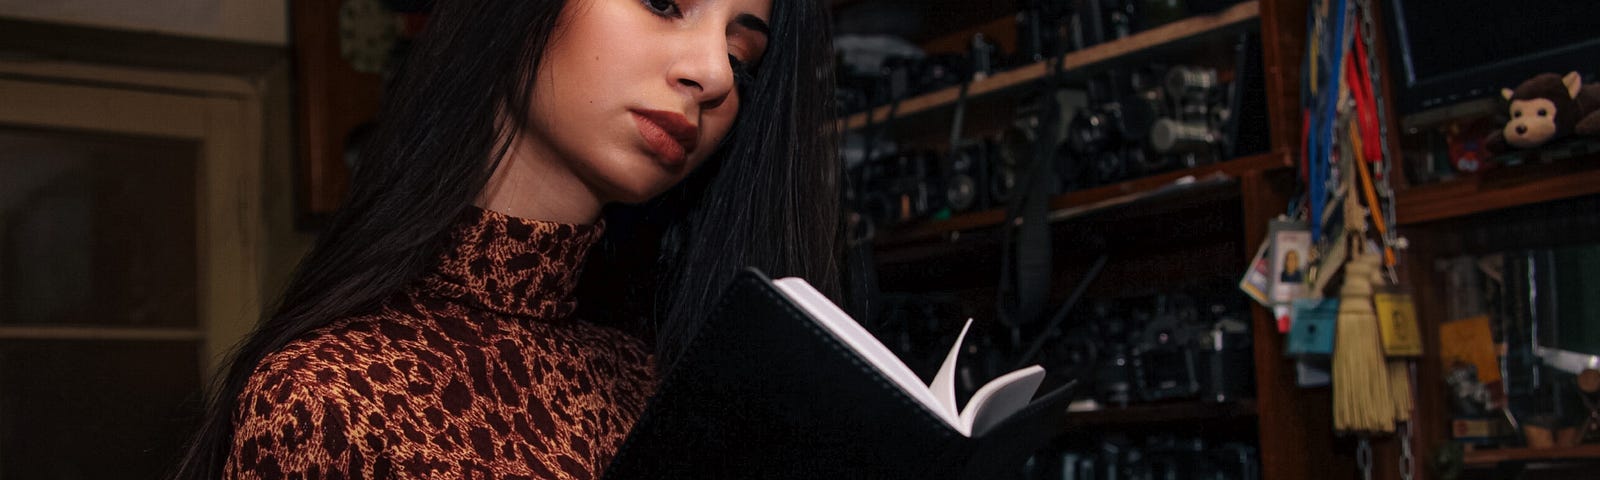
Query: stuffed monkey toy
1486 72 1600 152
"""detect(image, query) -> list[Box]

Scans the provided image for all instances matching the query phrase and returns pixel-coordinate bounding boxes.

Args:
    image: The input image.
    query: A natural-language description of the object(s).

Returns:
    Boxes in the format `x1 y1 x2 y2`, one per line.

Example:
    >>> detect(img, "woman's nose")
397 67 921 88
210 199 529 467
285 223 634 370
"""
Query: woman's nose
670 30 735 109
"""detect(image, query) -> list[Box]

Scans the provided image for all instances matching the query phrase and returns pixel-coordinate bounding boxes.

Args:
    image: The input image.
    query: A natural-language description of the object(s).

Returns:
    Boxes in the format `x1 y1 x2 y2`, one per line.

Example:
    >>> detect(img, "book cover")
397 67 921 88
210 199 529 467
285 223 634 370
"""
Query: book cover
602 269 1070 479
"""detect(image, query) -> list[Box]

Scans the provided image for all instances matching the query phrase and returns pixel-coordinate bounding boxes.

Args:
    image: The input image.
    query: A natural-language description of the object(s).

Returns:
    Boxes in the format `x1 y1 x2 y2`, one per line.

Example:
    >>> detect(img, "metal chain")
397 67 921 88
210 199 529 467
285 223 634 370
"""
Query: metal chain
1358 437 1374 480
1400 421 1417 480
1354 0 1404 282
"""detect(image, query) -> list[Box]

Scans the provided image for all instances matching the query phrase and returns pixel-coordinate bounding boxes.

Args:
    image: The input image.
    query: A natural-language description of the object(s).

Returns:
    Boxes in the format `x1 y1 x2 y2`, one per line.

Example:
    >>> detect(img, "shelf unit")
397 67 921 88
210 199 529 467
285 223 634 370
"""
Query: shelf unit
876 150 1289 247
1462 445 1600 467
835 1 1338 478
1395 154 1600 226
837 1 1263 132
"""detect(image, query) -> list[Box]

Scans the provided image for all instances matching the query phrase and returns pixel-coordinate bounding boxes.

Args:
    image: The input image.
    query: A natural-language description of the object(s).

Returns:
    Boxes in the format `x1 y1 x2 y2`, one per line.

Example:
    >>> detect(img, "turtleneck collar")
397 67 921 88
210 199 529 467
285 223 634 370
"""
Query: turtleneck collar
416 206 604 320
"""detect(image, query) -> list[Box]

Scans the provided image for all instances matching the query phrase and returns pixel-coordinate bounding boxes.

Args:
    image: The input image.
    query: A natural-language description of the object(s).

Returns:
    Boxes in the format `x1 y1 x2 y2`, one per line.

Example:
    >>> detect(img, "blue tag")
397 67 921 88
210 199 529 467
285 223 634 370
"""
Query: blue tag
1287 298 1338 356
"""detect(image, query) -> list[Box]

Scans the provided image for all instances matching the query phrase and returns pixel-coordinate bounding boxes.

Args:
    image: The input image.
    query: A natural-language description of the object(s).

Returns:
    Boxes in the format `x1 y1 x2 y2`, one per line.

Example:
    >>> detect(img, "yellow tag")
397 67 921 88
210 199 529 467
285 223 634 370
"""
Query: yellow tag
1439 316 1500 384
1375 291 1424 357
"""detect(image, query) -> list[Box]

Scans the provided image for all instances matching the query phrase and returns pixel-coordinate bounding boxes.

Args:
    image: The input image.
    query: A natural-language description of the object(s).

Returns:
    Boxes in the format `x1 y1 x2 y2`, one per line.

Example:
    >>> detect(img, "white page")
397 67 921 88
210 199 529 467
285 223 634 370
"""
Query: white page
771 278 959 428
958 365 1045 437
927 319 974 418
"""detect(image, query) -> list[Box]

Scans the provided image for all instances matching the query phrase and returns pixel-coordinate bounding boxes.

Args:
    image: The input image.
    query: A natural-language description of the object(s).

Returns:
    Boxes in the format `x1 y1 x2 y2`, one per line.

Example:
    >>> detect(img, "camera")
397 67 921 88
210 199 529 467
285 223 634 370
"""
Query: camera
948 139 997 213
1041 284 1254 407
834 34 1008 116
1060 64 1232 188
1132 295 1205 402
1025 435 1260 480
852 149 945 230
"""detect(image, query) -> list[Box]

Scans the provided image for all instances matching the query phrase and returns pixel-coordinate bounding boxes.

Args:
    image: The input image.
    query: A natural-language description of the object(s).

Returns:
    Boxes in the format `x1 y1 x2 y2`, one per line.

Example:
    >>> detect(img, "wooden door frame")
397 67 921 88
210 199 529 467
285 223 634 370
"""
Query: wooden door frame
0 60 266 381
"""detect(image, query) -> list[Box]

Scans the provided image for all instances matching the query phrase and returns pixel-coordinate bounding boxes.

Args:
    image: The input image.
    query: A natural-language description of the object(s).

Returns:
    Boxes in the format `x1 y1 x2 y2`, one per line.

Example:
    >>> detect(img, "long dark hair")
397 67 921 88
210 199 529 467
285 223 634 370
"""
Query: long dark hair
171 0 838 477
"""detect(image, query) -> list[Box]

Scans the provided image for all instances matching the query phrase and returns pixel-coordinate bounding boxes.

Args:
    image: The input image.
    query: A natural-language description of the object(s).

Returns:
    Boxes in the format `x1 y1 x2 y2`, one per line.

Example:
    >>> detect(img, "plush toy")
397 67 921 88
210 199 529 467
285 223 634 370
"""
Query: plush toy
1486 72 1600 152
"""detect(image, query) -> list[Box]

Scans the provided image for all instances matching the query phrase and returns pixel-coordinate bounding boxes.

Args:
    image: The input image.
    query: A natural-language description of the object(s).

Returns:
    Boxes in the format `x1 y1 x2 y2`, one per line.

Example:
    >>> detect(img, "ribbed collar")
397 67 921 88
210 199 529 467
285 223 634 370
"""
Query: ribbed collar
417 206 604 320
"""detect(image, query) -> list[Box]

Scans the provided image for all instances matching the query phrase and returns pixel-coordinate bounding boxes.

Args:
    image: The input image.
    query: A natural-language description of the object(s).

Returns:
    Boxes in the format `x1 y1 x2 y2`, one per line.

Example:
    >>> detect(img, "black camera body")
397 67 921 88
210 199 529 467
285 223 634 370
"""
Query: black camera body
948 139 997 213
1027 435 1260 480
1061 65 1231 188
853 149 944 230
1050 288 1254 407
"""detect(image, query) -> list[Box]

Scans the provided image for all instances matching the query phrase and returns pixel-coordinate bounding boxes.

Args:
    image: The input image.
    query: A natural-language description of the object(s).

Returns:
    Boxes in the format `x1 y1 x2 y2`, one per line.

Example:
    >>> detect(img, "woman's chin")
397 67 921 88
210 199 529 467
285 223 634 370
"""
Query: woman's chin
604 182 676 205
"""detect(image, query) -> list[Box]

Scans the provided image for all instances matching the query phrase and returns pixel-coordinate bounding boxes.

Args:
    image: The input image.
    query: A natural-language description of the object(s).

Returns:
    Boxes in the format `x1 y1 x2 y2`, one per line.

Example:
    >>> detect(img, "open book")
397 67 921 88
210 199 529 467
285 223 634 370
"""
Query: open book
603 268 1070 480
772 277 1046 437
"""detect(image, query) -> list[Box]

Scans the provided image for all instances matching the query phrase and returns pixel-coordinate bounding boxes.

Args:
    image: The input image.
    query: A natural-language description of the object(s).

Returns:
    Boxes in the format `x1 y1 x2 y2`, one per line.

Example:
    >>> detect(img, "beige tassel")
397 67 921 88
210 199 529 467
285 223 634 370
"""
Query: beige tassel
1369 268 1415 423
1333 249 1396 433
1388 361 1412 422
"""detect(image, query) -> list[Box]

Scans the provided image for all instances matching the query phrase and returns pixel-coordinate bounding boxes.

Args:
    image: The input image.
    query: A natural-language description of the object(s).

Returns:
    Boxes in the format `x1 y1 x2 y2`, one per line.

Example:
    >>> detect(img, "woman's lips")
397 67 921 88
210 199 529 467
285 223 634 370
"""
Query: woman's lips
631 109 699 166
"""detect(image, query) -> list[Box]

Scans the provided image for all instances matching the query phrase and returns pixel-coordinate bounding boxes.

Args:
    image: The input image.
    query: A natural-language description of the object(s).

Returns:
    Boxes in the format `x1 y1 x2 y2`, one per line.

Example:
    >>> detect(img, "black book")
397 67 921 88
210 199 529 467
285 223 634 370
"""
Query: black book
603 269 1073 480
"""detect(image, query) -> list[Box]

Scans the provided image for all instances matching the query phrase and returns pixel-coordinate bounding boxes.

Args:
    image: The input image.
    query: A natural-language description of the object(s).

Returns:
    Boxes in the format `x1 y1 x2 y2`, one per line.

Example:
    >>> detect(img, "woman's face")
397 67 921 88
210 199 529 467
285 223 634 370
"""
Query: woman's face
524 0 772 204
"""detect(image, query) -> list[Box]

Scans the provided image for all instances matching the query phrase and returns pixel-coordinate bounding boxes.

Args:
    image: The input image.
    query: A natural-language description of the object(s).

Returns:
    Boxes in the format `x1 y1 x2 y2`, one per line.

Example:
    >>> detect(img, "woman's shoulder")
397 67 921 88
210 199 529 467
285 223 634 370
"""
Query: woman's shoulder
241 315 415 404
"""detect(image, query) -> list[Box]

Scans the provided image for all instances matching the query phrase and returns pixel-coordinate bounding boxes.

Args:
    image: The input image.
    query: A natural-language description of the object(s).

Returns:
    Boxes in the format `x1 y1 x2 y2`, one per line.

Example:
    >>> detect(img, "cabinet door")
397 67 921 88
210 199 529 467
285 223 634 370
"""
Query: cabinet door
0 76 262 479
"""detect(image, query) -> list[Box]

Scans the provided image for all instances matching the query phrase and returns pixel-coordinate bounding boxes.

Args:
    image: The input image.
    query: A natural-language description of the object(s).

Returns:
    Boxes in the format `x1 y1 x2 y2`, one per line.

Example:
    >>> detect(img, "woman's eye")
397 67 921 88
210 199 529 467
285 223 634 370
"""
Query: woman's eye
1538 108 1548 117
643 0 681 17
1514 110 1523 118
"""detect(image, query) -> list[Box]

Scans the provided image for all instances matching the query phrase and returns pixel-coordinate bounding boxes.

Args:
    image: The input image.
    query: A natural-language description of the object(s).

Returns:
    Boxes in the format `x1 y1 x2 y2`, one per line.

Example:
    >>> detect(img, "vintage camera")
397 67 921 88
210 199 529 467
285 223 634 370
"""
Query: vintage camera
1061 71 1152 186
852 149 944 230
1032 435 1260 480
1016 0 1076 63
1072 0 1137 49
1132 294 1205 402
1083 301 1138 406
946 139 996 213
1197 301 1255 403
1061 65 1234 186
1149 65 1227 167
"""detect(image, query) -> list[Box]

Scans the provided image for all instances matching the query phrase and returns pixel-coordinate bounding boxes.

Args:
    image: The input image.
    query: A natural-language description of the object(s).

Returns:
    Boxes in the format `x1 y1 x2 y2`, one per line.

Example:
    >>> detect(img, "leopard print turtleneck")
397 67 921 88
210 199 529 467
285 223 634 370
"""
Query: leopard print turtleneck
224 206 655 479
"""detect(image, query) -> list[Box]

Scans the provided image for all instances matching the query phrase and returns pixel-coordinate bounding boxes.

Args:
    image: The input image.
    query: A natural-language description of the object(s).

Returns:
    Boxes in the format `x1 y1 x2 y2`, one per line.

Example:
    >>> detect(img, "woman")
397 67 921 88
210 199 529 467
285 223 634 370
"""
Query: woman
172 0 840 477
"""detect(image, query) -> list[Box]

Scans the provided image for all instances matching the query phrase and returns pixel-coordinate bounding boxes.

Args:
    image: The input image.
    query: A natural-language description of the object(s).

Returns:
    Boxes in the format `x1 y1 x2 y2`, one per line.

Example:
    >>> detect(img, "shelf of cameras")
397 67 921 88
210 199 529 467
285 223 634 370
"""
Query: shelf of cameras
840 4 1279 248
859 151 1284 250
834 1 1262 133
1022 433 1262 480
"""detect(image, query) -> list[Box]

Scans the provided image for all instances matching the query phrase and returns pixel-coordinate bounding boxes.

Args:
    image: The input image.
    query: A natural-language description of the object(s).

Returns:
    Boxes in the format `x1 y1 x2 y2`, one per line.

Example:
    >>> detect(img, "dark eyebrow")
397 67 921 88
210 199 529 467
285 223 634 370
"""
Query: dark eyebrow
734 13 770 36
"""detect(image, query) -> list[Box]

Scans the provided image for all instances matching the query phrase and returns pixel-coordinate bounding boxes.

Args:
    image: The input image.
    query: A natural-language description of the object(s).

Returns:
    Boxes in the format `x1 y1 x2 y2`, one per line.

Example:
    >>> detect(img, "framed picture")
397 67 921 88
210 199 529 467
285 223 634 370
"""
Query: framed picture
290 0 385 225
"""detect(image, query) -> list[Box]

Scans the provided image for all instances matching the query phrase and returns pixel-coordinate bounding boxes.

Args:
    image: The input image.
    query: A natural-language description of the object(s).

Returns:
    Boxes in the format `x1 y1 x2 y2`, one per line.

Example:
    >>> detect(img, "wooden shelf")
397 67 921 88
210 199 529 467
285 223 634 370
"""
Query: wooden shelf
836 1 1262 132
1063 399 1257 429
875 150 1290 247
1463 445 1600 467
1395 154 1600 226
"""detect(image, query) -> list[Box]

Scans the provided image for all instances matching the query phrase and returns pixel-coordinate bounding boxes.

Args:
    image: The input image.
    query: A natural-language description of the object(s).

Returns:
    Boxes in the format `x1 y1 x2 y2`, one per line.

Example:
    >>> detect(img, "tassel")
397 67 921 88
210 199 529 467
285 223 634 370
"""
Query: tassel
1388 360 1412 422
1333 249 1396 433
1368 267 1414 424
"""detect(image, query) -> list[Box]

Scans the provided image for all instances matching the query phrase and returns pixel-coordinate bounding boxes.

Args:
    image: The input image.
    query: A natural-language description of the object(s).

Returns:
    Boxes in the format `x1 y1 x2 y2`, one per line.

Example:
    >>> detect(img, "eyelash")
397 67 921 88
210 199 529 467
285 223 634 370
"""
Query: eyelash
642 0 681 17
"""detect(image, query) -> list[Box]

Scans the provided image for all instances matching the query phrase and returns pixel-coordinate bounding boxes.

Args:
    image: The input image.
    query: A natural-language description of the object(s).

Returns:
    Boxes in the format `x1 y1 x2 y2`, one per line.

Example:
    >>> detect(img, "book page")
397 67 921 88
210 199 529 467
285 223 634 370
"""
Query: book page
771 278 959 428
928 319 974 418
958 365 1044 437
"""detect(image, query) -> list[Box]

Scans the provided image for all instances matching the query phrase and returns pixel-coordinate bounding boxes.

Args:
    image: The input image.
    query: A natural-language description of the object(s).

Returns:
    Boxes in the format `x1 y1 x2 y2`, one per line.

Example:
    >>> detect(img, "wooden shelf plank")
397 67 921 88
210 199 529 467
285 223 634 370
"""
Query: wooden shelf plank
1463 445 1600 467
875 150 1290 247
1063 399 1257 429
1395 157 1600 226
837 1 1262 132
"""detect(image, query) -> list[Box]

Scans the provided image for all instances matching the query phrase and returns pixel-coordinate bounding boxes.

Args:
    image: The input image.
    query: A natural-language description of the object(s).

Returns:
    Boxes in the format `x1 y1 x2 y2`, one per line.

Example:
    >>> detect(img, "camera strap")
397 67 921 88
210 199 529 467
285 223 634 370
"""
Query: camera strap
999 57 1067 343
